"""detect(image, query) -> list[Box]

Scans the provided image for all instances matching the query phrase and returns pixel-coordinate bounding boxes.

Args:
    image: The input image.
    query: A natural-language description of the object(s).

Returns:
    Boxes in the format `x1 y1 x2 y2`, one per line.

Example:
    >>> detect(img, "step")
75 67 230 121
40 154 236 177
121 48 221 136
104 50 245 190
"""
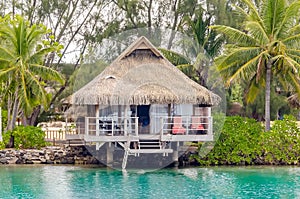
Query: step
139 141 160 144
139 145 160 149
129 148 173 154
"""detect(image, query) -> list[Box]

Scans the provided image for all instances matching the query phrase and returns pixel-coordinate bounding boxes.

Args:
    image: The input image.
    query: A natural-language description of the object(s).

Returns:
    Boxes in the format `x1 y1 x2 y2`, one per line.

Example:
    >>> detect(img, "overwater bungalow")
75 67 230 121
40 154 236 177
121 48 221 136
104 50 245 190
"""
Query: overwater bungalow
66 36 219 169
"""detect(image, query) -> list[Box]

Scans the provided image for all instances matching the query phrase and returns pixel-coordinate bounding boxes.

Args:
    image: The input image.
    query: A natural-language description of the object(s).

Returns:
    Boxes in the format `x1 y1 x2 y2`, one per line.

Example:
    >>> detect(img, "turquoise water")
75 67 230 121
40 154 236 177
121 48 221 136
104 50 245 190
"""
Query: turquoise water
0 166 299 199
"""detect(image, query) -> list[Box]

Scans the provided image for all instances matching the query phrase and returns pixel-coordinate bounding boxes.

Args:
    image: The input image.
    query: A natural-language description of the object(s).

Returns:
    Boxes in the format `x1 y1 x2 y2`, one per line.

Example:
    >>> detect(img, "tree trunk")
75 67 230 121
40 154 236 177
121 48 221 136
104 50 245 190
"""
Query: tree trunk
167 0 181 49
8 91 19 148
265 61 272 131
27 106 41 126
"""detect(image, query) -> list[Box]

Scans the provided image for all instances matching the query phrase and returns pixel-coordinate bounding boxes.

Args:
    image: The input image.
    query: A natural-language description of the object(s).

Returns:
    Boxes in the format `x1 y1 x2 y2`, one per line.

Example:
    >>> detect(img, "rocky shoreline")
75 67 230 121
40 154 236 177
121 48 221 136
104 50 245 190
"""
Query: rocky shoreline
0 146 102 165
0 145 196 168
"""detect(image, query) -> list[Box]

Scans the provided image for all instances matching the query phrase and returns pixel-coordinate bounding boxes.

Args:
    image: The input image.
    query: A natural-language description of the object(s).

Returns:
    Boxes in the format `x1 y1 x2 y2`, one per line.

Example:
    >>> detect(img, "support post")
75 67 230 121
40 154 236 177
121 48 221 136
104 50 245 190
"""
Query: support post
107 142 114 167
172 142 179 167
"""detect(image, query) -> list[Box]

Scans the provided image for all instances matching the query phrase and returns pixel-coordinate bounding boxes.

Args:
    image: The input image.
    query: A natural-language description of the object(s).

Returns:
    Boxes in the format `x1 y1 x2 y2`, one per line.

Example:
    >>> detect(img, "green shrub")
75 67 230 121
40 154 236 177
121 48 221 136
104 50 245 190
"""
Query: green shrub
261 115 300 165
4 126 47 149
0 141 5 149
195 116 264 165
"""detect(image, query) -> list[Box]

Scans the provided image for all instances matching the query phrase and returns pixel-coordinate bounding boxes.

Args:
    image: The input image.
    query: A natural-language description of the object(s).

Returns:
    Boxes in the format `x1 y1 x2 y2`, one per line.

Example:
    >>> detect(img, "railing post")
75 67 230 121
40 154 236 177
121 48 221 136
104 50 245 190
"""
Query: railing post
186 116 189 135
209 116 213 136
85 117 89 136
96 117 99 136
135 117 138 136
160 117 164 137
123 118 127 136
112 120 114 136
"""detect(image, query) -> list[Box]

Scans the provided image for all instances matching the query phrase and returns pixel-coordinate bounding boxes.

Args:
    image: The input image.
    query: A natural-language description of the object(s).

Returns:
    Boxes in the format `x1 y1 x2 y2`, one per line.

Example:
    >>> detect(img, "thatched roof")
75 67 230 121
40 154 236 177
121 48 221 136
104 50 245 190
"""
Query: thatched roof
72 36 219 106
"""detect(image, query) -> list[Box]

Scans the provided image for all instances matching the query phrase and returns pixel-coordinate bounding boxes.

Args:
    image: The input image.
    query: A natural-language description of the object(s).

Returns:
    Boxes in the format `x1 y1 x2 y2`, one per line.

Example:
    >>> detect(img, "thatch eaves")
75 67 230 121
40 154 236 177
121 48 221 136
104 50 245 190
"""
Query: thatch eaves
72 36 220 106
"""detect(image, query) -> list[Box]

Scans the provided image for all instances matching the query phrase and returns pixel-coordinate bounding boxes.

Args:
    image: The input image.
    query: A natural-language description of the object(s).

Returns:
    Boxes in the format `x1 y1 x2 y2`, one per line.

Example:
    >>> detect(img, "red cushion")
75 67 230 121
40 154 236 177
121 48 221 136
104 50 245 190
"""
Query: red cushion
172 127 186 134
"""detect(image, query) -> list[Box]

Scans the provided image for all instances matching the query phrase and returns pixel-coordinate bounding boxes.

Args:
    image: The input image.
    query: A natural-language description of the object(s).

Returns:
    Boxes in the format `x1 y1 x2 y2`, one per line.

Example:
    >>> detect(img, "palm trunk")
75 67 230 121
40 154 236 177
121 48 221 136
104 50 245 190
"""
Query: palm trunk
8 91 19 148
265 61 272 131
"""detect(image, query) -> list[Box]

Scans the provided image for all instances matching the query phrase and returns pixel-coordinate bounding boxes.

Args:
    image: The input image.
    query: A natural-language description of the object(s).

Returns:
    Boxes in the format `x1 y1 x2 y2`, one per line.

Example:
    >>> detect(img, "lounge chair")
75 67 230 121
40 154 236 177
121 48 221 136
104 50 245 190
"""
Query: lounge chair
191 116 205 134
172 116 186 135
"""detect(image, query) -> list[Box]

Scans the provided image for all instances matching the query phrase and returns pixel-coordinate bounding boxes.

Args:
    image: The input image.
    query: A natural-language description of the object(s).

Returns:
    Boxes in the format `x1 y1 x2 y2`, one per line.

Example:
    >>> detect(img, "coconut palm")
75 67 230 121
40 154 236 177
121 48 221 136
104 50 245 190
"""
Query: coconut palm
212 0 300 131
159 9 223 87
0 15 64 138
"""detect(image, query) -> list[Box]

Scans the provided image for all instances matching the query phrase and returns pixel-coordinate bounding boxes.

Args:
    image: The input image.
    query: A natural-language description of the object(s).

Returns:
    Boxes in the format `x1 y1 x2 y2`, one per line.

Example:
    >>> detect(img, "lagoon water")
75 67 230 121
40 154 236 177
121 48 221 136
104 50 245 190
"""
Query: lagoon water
0 165 299 199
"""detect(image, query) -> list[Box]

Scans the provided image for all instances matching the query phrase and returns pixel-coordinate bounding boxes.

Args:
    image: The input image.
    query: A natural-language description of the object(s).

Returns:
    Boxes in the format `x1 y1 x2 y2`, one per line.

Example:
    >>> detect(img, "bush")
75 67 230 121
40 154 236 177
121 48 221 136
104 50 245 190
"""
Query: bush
261 115 300 165
4 126 47 149
0 141 5 149
194 116 264 165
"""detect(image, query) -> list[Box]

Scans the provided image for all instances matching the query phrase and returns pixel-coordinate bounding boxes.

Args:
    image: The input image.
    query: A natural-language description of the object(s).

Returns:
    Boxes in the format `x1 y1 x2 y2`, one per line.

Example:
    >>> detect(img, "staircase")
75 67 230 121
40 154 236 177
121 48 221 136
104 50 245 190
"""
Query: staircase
129 139 173 154
138 139 161 149
122 139 173 170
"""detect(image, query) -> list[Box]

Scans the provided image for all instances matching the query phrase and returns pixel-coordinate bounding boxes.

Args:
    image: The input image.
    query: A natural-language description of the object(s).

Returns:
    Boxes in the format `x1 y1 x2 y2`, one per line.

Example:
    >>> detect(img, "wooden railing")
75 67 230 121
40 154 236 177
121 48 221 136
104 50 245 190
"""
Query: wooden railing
42 126 77 144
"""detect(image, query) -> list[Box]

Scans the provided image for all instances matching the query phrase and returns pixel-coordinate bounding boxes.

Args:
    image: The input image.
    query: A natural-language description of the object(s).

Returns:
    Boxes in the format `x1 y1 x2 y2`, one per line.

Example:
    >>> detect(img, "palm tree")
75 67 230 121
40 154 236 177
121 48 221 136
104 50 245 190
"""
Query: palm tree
212 0 300 131
159 8 223 87
0 15 64 146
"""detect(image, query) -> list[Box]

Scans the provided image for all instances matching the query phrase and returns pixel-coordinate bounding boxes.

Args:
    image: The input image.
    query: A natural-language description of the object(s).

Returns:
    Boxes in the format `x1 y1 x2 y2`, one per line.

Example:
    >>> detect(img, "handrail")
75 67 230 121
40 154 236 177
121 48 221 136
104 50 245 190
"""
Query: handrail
84 116 139 136
81 115 213 137
155 115 213 135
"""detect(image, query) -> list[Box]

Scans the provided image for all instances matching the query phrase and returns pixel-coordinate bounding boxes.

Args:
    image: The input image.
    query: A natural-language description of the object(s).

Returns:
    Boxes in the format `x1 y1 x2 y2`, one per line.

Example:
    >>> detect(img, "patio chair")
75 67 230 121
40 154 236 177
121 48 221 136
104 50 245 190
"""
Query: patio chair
191 116 205 134
172 116 186 135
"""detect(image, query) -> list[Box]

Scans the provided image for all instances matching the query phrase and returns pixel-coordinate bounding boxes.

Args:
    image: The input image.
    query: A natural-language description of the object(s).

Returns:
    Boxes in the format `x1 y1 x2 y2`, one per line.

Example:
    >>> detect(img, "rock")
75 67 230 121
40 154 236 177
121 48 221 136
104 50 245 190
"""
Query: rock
0 146 102 165
46 160 54 164
25 159 34 164
0 158 8 164
15 158 24 164
40 158 47 164
7 157 18 164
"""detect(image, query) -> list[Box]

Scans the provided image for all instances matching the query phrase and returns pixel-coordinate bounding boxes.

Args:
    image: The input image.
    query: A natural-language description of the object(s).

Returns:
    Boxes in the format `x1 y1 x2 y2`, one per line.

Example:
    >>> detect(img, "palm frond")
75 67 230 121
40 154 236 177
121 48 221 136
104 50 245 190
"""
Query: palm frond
276 1 300 38
25 70 49 108
0 66 17 78
19 71 31 113
158 48 191 65
283 56 300 74
226 50 267 85
289 24 300 34
29 63 65 84
245 21 269 44
210 25 258 46
246 76 263 104
262 0 286 36
282 33 300 46
0 46 15 60
241 0 263 25
29 47 56 63
288 71 300 95
216 46 261 72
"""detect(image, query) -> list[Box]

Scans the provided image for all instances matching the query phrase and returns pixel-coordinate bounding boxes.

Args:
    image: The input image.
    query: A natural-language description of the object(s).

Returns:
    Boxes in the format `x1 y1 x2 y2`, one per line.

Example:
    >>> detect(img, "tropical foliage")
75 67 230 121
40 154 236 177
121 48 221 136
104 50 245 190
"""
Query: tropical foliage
213 0 300 131
194 115 300 166
3 125 47 149
194 116 263 165
0 15 64 147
